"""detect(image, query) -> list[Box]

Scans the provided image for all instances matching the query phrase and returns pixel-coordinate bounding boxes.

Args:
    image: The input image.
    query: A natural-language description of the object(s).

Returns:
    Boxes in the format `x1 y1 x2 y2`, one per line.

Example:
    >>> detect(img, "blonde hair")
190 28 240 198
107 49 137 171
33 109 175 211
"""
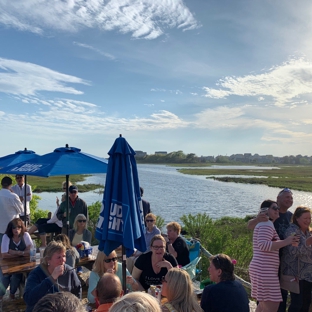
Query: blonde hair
92 250 118 276
150 235 166 247
145 213 156 221
166 222 181 235
62 181 72 188
109 292 161 312
165 268 202 312
73 214 88 231
42 241 66 266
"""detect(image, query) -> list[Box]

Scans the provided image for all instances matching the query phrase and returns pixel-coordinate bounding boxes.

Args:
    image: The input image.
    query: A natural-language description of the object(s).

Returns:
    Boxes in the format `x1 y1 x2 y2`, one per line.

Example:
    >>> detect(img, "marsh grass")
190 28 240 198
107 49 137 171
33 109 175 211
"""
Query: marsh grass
178 165 312 192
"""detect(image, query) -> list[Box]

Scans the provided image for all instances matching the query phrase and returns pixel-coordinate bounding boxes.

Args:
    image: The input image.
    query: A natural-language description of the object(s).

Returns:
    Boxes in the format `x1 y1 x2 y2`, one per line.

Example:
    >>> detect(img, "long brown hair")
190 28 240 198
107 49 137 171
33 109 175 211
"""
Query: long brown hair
5 218 26 238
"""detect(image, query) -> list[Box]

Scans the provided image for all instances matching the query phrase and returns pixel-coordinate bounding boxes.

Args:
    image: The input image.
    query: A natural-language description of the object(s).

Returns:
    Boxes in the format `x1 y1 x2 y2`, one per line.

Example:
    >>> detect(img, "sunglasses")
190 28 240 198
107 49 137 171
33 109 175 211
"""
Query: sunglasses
78 220 86 223
161 276 167 283
270 206 280 211
16 176 23 179
13 226 22 229
278 188 293 195
146 219 155 222
151 245 165 250
104 257 118 263
69 191 78 194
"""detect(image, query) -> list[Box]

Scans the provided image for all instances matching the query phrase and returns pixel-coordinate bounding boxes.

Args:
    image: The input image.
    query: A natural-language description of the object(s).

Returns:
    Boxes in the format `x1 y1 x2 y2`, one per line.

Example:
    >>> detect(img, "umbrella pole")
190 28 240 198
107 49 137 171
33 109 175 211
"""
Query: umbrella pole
122 246 127 294
66 175 69 236
24 175 27 226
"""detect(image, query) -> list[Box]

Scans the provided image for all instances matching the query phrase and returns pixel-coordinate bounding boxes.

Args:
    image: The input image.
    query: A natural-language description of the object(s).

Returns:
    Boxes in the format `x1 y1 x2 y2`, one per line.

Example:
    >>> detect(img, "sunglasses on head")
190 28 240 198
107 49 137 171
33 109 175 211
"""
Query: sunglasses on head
146 219 155 222
104 257 117 263
78 220 86 223
278 188 292 195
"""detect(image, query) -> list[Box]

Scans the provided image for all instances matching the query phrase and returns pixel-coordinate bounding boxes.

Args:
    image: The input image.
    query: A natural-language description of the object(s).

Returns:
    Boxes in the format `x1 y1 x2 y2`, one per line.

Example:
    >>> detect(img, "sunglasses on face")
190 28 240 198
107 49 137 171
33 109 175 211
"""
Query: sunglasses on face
69 191 77 194
270 206 280 211
13 226 22 229
161 276 167 283
16 176 23 180
146 219 155 222
104 257 117 263
78 220 86 223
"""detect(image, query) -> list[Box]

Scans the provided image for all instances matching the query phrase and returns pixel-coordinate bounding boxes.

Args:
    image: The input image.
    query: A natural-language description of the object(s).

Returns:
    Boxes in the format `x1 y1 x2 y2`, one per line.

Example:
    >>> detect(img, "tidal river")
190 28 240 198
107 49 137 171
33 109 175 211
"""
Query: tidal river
37 164 312 224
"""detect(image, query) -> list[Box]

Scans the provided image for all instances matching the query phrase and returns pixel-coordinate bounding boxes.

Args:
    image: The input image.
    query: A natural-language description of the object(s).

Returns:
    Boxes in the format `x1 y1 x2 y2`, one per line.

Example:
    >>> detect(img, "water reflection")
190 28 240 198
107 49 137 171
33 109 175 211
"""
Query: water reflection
37 164 312 224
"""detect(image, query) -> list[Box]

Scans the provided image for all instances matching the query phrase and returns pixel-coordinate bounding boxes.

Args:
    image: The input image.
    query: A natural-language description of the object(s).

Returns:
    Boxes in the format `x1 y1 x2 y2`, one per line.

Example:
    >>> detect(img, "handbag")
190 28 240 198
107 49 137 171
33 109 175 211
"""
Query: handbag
280 274 300 294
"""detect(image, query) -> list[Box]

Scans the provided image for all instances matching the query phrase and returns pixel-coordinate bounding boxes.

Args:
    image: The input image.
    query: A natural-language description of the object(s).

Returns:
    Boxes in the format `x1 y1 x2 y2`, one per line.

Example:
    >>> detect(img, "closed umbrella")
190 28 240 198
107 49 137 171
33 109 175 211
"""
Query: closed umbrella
0 148 40 225
95 135 146 293
0 145 108 232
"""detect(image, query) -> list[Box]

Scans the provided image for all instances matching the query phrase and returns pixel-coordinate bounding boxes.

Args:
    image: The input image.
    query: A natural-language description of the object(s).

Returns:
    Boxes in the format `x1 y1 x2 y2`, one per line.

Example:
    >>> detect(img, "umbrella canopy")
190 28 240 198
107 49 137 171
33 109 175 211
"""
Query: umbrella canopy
0 148 39 168
95 136 146 258
0 145 108 231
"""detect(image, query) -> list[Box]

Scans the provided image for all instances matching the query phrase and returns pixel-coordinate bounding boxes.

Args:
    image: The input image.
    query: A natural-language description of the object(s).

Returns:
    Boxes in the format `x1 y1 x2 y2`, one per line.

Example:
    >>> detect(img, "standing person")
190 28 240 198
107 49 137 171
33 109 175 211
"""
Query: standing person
0 177 23 245
91 273 123 312
140 186 151 219
281 206 312 312
161 267 202 312
11 175 32 224
247 188 294 312
23 240 81 312
69 214 92 246
57 185 88 230
201 254 249 312
0 218 33 300
165 221 190 266
249 200 298 312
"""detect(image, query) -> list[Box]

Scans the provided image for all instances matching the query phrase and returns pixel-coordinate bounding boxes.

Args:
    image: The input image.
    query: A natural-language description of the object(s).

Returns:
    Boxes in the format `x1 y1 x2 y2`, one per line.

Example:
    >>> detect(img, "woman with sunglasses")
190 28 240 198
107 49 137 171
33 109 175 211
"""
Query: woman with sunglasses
69 214 92 246
130 235 178 291
0 218 33 300
281 206 312 312
162 267 202 312
87 250 131 304
249 200 299 312
201 254 249 312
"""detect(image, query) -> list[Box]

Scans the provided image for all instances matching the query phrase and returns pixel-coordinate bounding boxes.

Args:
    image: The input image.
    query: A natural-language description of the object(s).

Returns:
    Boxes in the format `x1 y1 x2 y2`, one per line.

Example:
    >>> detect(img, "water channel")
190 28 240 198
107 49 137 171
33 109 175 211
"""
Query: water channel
37 164 312 224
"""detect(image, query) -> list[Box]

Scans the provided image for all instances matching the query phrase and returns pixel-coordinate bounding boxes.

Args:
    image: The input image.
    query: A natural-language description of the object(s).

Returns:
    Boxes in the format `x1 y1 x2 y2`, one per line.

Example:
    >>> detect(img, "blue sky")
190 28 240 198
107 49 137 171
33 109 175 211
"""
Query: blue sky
1 0 312 158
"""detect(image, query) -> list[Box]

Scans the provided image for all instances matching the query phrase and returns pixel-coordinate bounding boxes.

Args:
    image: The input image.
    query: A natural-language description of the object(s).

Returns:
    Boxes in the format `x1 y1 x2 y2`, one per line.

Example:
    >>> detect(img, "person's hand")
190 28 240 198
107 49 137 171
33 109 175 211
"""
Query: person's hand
306 236 312 246
63 212 66 218
164 236 169 243
256 212 269 223
106 268 115 274
19 196 24 202
156 259 172 270
56 196 59 206
285 235 299 246
51 265 64 280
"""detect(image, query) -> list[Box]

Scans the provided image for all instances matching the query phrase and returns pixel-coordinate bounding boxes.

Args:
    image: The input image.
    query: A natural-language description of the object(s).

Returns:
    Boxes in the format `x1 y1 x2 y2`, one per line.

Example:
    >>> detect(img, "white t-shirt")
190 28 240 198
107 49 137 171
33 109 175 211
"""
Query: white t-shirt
1 232 33 253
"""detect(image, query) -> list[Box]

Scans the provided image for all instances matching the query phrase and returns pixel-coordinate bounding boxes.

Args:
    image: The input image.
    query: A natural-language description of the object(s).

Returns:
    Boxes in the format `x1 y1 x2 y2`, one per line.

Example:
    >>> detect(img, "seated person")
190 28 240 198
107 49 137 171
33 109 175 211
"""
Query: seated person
69 214 92 246
55 234 80 268
200 253 249 312
165 221 190 266
0 218 33 300
28 194 64 247
130 235 177 291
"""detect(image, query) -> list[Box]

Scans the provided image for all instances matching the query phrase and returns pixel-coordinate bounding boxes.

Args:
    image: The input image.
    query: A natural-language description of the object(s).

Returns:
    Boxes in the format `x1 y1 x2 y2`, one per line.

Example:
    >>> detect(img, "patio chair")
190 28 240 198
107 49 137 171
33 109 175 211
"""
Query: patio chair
181 256 202 281
182 239 202 281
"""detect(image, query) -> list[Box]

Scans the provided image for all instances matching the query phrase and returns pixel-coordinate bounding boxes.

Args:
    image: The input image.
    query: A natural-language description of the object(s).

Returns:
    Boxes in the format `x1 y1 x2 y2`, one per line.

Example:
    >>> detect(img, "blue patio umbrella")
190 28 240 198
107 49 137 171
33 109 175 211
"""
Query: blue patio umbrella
0 148 40 225
95 135 146 292
0 145 108 231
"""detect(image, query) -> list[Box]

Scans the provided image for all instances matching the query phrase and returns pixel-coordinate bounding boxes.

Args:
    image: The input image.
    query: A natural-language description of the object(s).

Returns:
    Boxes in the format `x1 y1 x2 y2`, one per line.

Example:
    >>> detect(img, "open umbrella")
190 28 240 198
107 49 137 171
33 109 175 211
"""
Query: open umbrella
0 144 108 232
95 135 146 293
0 148 40 225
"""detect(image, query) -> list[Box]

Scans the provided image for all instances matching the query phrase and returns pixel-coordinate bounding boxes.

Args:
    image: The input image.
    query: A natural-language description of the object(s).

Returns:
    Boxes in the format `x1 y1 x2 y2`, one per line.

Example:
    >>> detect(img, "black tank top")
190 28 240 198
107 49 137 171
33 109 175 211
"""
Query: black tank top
9 236 27 251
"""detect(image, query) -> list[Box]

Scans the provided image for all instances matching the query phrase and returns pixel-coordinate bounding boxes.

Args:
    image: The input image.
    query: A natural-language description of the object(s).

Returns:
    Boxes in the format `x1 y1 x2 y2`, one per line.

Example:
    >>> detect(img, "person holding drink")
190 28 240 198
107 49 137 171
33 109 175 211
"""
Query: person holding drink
249 200 299 312
281 206 312 312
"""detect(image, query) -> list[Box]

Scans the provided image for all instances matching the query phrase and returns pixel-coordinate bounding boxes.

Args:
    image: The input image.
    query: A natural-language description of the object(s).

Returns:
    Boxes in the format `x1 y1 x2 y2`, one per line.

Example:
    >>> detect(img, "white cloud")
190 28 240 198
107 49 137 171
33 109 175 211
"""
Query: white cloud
0 58 89 96
190 92 198 96
73 41 115 60
144 104 154 107
0 0 200 39
203 58 312 106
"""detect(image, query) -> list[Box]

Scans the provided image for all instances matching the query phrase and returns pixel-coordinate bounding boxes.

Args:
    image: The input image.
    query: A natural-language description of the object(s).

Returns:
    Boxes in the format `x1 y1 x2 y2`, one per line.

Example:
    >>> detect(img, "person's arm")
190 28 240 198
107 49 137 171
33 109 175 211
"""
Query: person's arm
12 195 24 215
69 269 82 299
200 285 213 312
131 266 145 291
56 202 65 220
247 213 269 230
1 235 20 258
26 184 32 202
87 271 99 303
167 243 177 258
84 229 92 244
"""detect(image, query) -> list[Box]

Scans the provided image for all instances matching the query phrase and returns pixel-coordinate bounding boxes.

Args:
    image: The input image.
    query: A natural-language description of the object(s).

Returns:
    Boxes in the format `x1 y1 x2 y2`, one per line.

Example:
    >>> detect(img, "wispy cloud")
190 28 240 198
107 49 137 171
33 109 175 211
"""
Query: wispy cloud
203 58 312 106
0 0 200 39
73 41 115 60
0 58 89 96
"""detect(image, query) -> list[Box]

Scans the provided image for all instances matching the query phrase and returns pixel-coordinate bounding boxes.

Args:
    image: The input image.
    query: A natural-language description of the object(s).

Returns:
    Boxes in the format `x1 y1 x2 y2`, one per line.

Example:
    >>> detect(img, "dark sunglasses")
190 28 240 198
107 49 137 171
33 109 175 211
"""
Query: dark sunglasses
104 257 117 263
78 220 86 223
13 226 22 229
16 176 23 179
270 206 280 211
146 219 155 222
161 276 167 283
69 191 78 194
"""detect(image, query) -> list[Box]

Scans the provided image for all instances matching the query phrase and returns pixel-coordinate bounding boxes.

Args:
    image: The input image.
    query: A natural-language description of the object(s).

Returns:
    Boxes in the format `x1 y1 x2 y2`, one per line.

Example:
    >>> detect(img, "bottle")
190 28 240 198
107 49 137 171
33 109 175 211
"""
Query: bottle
30 240 36 262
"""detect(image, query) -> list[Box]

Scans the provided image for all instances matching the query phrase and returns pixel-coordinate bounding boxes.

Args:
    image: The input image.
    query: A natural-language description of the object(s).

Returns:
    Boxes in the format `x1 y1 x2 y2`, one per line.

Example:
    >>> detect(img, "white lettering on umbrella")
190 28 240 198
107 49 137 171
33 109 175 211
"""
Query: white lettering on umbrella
108 203 123 231
10 164 43 172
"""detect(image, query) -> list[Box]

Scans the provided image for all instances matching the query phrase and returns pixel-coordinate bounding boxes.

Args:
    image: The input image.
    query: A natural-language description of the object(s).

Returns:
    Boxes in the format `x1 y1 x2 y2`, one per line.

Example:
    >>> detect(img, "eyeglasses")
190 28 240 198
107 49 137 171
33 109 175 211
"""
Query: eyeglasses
161 276 167 283
13 226 22 229
146 220 155 222
78 220 86 223
151 245 165 250
270 206 280 211
278 188 293 195
104 257 118 263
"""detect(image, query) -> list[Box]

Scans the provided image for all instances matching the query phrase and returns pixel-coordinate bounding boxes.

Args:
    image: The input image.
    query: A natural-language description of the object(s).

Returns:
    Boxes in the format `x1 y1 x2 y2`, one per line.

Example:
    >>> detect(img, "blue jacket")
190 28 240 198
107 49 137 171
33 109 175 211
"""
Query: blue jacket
24 264 81 312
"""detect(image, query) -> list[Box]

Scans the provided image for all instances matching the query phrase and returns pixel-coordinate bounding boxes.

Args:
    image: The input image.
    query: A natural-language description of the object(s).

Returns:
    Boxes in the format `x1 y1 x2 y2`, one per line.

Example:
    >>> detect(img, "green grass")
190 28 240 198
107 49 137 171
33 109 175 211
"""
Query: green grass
178 165 312 192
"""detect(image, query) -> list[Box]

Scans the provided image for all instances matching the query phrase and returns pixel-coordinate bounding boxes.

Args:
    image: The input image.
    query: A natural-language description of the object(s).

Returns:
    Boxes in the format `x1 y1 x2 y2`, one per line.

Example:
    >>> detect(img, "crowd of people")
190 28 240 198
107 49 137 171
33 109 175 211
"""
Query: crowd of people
0 174 311 312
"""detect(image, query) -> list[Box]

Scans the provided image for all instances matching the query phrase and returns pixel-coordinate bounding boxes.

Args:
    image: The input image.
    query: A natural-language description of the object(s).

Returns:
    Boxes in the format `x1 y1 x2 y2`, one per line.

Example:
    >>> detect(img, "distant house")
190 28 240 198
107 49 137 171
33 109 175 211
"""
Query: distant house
134 150 147 158
155 151 167 156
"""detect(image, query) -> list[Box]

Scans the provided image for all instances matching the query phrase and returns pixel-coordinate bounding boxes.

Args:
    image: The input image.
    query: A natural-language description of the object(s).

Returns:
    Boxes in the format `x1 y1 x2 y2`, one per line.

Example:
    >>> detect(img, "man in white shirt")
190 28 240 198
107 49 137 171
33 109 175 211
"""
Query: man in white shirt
0 176 23 244
11 175 32 224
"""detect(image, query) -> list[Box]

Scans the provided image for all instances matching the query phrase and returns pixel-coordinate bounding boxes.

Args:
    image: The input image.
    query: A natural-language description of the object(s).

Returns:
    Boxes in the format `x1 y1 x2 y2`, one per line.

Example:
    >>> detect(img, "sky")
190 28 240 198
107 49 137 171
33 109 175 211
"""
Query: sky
1 0 312 158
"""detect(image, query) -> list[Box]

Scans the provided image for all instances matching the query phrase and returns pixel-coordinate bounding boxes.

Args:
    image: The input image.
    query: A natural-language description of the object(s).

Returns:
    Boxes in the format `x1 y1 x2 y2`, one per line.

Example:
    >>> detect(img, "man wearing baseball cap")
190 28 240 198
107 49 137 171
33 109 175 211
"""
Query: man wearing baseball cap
57 185 88 230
